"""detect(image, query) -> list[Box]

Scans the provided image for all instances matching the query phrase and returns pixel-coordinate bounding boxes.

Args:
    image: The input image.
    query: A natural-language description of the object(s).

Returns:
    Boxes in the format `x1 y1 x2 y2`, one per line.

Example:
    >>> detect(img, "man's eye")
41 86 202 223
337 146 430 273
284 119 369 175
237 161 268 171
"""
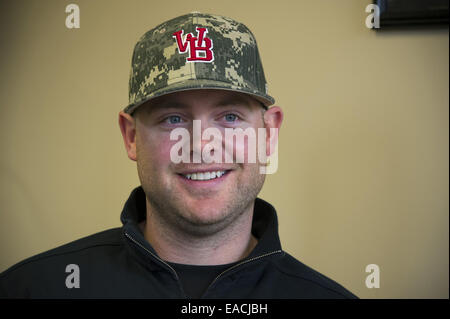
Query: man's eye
224 113 238 122
166 115 182 124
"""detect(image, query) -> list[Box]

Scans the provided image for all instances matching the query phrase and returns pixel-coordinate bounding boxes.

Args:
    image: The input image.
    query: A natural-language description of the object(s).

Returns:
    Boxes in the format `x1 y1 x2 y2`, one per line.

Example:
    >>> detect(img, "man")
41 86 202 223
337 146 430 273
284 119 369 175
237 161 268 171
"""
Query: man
0 13 357 298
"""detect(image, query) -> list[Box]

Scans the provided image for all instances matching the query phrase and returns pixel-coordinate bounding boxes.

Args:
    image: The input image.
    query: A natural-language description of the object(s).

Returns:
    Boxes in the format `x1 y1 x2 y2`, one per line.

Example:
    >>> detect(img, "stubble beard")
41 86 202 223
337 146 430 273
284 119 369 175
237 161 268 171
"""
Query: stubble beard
137 160 265 238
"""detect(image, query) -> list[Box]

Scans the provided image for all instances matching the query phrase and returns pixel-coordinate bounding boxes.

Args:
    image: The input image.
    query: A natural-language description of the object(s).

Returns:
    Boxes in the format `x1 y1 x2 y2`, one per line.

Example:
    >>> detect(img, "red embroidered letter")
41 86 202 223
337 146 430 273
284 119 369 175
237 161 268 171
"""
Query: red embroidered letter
172 27 214 63
173 30 190 53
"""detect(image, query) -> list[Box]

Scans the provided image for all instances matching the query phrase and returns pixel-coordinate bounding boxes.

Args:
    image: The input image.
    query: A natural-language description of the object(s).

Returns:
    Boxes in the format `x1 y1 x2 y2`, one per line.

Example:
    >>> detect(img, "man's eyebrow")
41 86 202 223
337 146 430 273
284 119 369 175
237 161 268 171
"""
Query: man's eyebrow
145 100 188 113
216 97 252 109
141 95 256 114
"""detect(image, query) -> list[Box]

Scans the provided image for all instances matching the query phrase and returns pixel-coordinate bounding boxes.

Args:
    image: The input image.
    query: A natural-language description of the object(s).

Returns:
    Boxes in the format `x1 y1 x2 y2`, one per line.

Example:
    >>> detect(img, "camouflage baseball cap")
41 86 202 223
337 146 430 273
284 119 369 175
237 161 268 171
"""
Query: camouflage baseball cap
124 12 275 114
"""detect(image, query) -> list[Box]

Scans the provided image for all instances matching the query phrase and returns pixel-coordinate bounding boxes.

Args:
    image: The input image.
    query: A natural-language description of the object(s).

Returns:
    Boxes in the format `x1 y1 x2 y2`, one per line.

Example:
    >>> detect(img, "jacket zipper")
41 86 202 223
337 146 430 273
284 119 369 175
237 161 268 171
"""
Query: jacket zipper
125 231 283 297
203 249 283 295
124 232 180 281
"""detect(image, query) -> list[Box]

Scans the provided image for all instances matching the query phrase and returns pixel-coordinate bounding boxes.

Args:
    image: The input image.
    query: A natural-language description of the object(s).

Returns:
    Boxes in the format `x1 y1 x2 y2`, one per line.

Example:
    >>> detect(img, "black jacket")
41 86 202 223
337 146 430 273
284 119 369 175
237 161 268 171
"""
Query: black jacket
0 187 357 298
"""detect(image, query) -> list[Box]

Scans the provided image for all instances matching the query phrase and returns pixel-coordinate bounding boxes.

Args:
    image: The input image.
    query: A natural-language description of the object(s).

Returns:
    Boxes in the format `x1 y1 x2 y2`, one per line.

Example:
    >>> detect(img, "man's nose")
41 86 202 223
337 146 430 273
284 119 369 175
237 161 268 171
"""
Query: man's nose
189 119 223 163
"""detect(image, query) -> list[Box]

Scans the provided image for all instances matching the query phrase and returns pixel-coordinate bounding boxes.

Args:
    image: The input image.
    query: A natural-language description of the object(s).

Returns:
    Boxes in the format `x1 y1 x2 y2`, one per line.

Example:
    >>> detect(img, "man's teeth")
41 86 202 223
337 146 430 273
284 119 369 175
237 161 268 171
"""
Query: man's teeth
184 171 226 181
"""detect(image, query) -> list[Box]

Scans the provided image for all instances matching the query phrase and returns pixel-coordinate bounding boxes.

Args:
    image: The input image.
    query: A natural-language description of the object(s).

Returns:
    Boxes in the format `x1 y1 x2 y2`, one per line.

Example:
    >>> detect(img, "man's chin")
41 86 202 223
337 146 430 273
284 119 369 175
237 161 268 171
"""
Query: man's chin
181 199 230 225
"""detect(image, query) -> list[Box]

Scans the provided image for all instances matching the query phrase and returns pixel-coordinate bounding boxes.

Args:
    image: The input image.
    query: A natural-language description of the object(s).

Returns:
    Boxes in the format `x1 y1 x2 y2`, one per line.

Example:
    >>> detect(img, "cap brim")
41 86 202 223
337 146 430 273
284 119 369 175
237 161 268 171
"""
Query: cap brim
123 79 275 114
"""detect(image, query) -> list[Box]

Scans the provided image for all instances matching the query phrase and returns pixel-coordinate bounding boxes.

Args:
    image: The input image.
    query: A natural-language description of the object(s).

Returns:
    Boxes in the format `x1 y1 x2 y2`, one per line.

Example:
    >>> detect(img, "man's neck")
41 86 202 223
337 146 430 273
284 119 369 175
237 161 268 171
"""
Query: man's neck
139 200 258 265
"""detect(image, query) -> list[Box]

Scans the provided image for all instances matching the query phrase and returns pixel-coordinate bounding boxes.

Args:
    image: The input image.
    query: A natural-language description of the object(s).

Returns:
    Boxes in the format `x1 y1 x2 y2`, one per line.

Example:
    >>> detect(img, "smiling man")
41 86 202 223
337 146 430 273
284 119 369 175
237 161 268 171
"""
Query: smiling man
0 13 357 299
120 90 272 266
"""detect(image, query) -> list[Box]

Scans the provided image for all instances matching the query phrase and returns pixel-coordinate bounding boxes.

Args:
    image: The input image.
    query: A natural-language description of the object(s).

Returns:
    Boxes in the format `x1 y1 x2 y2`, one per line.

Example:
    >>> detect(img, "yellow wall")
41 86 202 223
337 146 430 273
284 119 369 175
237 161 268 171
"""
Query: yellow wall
0 0 448 298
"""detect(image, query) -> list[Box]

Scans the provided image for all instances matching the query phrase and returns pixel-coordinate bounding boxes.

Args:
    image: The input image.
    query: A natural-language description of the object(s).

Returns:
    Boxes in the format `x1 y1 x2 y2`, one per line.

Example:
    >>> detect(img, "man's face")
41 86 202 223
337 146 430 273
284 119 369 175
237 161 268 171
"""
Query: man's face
132 89 268 236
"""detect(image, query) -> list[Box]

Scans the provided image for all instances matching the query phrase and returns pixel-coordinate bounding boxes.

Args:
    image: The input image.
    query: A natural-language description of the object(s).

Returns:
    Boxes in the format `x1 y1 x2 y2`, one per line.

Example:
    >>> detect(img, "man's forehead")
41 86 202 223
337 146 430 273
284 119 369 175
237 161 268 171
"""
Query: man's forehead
140 89 259 113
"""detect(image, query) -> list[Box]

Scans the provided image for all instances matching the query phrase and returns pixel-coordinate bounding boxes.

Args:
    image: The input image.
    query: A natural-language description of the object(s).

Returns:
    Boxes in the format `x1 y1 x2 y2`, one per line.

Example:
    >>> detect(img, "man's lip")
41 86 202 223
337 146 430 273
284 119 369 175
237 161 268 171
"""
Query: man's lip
176 167 234 175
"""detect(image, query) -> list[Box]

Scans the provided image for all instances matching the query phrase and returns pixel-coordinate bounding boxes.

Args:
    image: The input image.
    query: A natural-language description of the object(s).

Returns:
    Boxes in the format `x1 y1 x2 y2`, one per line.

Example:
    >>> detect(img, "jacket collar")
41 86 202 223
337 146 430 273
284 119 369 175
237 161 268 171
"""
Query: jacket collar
121 186 283 262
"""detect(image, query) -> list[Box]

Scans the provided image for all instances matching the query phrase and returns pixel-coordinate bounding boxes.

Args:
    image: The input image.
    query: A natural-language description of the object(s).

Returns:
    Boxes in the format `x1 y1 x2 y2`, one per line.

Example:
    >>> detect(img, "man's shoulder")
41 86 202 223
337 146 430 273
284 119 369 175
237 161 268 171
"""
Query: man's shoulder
0 227 123 296
268 251 358 299
2 227 123 274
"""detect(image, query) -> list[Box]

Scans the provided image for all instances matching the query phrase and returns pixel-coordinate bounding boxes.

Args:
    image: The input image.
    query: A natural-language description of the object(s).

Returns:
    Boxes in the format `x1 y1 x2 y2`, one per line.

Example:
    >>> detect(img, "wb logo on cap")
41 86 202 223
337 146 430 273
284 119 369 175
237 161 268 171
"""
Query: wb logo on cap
173 27 214 63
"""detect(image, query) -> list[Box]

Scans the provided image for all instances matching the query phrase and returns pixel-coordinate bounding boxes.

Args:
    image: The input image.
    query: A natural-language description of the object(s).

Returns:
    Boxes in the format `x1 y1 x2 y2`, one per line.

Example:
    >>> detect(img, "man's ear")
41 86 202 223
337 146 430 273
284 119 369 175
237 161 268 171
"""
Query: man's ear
263 106 283 156
118 111 137 161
